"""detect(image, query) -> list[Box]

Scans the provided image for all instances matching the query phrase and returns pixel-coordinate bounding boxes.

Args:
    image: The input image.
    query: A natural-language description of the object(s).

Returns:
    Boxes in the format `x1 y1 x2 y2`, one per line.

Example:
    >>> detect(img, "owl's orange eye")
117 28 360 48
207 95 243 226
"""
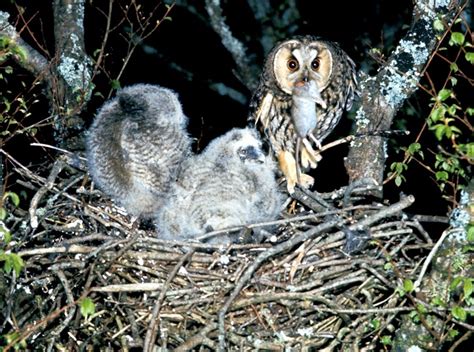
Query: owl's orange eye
311 59 320 70
287 58 299 71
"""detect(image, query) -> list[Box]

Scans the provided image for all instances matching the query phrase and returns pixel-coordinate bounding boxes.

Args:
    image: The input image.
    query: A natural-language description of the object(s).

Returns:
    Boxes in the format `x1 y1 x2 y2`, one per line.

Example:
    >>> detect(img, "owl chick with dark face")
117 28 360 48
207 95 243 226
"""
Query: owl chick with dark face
87 84 192 218
155 127 284 246
249 35 358 193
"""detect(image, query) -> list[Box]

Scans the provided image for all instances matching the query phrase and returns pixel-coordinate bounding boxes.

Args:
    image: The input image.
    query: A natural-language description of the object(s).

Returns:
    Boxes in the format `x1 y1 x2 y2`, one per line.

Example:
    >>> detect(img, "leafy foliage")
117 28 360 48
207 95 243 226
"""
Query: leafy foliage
0 191 24 278
388 17 473 205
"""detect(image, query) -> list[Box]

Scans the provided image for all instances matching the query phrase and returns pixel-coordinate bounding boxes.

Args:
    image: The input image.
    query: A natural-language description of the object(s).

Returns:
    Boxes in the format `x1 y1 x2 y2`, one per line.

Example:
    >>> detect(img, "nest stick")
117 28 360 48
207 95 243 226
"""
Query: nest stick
143 249 195 352
217 194 415 350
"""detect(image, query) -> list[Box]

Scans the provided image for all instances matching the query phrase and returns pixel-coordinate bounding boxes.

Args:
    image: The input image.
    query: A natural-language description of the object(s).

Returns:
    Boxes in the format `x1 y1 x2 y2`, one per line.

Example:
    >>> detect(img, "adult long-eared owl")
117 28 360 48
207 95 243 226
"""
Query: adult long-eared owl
249 35 358 193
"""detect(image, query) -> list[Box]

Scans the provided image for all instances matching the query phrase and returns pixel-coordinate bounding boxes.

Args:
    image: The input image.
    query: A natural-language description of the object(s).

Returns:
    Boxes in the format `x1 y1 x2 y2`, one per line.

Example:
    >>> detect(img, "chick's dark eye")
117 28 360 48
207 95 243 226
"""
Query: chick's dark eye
238 148 247 157
311 59 320 70
287 58 299 71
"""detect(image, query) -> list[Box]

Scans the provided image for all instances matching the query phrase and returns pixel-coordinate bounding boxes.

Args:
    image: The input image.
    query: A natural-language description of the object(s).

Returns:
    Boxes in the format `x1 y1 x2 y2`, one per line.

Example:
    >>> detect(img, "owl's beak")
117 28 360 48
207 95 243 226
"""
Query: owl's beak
294 74 309 87
240 146 265 163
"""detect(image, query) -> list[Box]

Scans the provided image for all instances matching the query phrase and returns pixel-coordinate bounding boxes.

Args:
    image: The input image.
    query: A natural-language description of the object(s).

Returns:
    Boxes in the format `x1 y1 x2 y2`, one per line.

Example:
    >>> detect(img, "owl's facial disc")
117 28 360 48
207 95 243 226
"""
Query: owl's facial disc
273 41 333 96
231 130 266 164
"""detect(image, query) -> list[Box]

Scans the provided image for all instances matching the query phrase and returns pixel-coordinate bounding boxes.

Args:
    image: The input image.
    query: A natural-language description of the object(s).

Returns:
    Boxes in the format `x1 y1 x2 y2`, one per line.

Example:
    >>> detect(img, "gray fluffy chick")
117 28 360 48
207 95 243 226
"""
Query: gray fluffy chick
155 127 284 245
86 84 192 218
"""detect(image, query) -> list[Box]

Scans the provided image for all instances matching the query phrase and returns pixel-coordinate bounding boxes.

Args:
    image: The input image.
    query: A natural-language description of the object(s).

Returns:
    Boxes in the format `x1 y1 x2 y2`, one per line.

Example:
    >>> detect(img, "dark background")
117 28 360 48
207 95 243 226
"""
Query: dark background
1 0 470 223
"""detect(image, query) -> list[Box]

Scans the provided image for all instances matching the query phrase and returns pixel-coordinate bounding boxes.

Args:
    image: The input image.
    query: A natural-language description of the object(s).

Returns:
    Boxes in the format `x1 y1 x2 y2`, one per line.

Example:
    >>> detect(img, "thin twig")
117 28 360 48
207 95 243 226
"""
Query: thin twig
414 228 463 290
143 249 195 352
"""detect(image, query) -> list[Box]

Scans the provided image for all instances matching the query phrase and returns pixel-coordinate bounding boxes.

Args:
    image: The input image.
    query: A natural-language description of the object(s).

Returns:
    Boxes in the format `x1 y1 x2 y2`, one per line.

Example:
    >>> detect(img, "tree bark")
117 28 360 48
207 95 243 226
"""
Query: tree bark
51 0 92 149
345 0 460 197
0 1 92 150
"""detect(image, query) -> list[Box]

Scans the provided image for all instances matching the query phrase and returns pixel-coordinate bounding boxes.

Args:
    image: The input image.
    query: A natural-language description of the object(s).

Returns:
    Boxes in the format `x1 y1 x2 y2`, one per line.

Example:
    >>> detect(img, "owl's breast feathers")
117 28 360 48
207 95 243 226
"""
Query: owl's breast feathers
250 90 295 155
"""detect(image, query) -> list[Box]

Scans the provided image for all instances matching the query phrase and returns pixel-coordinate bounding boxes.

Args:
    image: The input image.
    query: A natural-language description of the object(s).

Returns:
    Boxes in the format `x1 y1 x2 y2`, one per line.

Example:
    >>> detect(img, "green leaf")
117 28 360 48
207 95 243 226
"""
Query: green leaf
3 191 20 207
451 306 467 321
370 319 381 330
3 229 12 244
0 207 6 221
407 143 421 155
437 89 452 102
449 32 465 46
395 175 403 187
462 245 474 253
433 18 444 32
430 105 445 122
466 52 474 64
450 62 458 72
432 296 445 307
10 253 24 277
450 276 463 290
450 77 457 86
447 104 461 116
381 335 392 345
432 124 446 140
80 297 96 319
468 226 474 242
416 303 427 314
435 171 449 181
450 125 461 136
448 329 459 338
110 80 121 90
403 279 414 293
463 278 473 299
3 255 12 274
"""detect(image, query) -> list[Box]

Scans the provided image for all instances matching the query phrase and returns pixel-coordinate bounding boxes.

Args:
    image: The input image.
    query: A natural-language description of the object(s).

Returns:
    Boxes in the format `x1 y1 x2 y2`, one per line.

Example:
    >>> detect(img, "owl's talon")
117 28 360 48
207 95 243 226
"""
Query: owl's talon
301 140 322 169
299 173 314 189
279 150 314 193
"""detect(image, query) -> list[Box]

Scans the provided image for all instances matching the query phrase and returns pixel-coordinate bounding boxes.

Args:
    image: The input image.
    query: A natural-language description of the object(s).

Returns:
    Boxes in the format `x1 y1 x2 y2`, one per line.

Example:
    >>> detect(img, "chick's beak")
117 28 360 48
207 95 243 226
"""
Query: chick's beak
241 146 265 163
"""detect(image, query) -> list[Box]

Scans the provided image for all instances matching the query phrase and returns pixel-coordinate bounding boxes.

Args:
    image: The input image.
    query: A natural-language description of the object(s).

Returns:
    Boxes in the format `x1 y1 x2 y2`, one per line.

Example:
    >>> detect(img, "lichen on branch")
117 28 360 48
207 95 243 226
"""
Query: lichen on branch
345 0 460 193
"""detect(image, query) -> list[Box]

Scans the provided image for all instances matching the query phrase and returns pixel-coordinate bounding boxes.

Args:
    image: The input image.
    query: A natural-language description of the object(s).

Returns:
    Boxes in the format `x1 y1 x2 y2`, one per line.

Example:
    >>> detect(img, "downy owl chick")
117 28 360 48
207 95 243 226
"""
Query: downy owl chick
86 84 192 218
155 127 284 245
249 35 358 193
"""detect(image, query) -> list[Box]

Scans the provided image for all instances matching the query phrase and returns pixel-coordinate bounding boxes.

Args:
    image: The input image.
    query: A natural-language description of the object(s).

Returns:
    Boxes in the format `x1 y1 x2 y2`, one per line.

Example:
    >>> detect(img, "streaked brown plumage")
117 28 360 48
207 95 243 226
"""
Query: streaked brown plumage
249 35 358 192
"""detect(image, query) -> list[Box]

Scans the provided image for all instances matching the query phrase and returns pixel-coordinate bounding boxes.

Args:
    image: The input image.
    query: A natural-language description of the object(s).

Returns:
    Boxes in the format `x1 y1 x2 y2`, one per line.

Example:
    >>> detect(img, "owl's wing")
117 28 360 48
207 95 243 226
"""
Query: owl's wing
343 55 359 111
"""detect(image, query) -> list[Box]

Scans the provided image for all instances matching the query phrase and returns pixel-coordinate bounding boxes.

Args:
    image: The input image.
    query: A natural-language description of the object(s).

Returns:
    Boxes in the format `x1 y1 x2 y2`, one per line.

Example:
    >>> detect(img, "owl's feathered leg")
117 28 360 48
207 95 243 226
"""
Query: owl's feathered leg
279 150 313 193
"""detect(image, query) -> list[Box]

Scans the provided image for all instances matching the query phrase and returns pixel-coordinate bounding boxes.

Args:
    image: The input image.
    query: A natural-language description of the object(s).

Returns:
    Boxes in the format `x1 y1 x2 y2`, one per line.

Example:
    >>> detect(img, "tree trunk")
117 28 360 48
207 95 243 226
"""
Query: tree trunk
345 0 460 197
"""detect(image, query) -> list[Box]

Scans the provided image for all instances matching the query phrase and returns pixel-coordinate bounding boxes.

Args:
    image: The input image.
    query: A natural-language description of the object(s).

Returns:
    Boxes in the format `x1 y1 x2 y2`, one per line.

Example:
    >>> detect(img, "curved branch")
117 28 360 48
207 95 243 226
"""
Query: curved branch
345 0 461 195
204 0 257 90
0 11 52 80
